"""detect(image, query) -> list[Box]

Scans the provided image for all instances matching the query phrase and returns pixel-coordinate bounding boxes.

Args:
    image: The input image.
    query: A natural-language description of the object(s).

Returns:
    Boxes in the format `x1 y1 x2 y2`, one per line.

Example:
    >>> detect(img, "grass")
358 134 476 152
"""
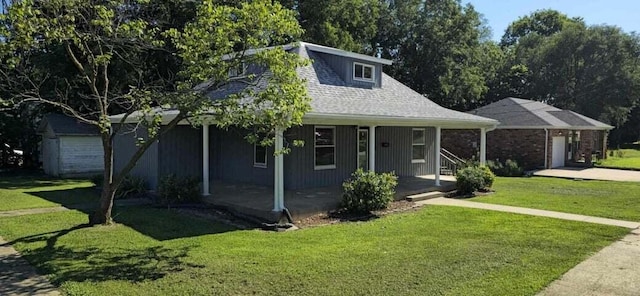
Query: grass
596 149 640 169
0 205 628 295
0 176 98 211
471 177 640 221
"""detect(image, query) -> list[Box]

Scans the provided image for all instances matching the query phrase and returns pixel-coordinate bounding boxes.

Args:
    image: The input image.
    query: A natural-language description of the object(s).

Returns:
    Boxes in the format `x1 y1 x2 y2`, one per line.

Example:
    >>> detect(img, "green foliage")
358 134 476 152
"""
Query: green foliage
1 0 309 223
456 166 493 195
487 159 524 177
115 175 147 199
158 174 201 206
296 0 381 52
341 168 398 213
479 165 495 188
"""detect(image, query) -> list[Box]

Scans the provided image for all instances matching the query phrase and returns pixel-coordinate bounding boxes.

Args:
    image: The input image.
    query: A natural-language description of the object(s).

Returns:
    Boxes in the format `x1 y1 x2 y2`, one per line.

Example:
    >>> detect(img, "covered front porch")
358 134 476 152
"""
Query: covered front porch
204 174 456 222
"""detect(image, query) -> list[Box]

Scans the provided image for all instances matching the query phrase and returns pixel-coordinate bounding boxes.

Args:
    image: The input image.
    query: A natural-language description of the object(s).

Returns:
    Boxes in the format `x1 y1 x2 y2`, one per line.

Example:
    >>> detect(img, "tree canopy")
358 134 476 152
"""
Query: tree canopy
0 0 309 224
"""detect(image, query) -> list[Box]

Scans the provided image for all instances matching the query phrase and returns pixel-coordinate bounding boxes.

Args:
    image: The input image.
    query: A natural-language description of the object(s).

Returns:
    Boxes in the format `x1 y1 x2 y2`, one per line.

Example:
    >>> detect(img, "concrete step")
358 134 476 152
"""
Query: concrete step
406 190 454 202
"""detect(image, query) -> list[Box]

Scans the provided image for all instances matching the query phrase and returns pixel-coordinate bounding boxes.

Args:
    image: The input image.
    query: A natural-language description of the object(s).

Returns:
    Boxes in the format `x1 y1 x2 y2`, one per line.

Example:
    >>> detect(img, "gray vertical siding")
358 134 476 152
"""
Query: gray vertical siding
113 125 159 189
216 128 275 186
157 125 203 182
375 127 435 176
284 125 357 190
314 52 382 88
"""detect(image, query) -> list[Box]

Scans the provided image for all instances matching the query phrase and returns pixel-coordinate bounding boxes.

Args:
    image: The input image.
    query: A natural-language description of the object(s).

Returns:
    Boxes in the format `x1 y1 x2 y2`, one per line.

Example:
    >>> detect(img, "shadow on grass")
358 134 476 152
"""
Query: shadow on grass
28 188 100 213
2 224 203 285
0 174 90 190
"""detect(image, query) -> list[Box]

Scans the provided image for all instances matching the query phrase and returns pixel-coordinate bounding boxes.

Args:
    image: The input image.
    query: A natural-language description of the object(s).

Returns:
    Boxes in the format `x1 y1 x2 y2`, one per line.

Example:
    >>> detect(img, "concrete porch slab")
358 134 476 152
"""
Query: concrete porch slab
204 175 456 222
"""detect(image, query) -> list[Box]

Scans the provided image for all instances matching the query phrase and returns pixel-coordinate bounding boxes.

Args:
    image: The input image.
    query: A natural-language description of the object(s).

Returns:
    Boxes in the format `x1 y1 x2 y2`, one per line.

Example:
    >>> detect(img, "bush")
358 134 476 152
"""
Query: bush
487 159 523 177
455 166 485 195
115 175 147 199
158 174 201 206
479 165 495 188
503 159 524 176
342 168 398 213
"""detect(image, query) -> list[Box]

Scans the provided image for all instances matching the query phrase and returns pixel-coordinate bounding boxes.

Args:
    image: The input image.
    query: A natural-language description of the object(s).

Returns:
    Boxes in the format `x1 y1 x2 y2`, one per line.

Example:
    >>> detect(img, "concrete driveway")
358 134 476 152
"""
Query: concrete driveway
533 167 640 182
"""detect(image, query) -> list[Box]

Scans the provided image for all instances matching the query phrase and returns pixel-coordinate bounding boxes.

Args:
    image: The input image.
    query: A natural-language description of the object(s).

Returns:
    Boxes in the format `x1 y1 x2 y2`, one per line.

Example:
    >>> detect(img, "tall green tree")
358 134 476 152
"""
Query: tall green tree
376 0 492 109
499 11 640 132
293 0 381 53
1 0 308 225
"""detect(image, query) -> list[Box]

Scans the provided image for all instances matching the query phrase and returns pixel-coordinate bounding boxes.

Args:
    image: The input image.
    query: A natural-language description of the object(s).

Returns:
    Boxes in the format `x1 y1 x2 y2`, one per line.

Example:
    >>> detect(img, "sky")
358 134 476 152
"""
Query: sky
464 0 640 41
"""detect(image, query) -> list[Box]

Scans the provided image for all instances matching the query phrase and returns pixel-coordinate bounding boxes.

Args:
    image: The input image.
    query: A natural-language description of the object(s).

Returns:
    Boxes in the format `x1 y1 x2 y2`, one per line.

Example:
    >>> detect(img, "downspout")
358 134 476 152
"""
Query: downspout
544 128 549 169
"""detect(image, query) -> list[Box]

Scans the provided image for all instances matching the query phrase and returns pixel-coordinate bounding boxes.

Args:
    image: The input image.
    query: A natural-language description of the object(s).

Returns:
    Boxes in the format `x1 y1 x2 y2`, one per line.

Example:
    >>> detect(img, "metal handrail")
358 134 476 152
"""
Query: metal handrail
441 148 465 164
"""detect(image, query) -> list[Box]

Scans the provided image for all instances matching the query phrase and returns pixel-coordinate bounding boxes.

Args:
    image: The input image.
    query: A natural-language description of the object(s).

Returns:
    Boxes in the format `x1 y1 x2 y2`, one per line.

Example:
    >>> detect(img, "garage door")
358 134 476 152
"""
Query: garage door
552 136 566 168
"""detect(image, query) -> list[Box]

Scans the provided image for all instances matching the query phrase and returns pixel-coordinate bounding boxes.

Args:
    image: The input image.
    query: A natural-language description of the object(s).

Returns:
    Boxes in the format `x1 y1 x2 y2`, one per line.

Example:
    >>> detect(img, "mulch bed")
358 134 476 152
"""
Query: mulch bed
295 200 422 228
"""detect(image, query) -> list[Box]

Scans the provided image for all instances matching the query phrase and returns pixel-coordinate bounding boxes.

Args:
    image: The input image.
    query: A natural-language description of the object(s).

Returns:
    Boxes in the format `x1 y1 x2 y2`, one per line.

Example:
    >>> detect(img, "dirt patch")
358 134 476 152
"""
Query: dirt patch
295 200 422 228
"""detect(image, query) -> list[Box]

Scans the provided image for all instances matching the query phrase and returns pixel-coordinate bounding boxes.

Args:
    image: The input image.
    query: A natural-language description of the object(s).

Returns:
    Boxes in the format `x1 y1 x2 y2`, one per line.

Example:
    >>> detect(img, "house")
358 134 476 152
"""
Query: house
442 97 613 170
38 113 104 177
111 42 497 220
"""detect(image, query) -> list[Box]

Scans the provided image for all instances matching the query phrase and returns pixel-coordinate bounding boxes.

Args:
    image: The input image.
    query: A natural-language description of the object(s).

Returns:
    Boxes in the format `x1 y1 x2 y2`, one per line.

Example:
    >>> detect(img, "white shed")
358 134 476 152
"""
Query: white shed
38 114 104 177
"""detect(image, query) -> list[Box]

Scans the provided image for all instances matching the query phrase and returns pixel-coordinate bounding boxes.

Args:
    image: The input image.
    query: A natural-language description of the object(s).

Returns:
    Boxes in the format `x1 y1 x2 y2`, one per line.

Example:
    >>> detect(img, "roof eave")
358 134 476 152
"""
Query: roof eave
303 112 498 129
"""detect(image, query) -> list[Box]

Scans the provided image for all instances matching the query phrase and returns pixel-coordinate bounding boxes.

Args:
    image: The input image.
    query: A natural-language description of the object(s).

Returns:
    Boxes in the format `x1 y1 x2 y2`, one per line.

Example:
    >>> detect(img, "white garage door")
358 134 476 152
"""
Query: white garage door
552 136 566 168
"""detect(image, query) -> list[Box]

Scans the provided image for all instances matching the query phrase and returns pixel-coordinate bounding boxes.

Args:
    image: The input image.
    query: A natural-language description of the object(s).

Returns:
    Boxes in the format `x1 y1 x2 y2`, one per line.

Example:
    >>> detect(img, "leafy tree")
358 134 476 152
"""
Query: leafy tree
376 0 491 109
293 0 381 53
0 0 309 225
500 9 578 47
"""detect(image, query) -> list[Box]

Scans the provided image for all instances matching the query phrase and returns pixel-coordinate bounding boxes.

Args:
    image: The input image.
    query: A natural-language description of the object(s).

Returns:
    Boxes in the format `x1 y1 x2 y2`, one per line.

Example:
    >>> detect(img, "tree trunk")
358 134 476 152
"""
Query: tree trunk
89 133 116 225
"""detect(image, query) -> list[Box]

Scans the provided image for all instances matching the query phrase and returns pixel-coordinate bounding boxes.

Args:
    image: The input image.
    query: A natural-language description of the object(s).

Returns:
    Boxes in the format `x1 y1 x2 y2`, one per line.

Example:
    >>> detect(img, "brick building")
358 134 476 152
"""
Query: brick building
442 98 613 170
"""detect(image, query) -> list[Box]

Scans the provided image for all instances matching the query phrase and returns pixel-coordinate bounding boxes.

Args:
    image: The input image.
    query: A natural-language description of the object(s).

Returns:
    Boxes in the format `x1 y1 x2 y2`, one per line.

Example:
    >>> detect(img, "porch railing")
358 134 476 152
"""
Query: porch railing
440 148 466 176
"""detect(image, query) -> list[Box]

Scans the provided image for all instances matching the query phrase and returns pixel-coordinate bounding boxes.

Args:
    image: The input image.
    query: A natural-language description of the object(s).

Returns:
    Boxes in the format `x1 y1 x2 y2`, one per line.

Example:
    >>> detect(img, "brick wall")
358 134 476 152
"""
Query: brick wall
442 129 546 170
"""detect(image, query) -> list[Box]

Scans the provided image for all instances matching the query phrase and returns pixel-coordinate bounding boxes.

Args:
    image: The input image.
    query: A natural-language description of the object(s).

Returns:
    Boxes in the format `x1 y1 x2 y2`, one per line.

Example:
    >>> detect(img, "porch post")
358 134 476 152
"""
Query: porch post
273 127 285 211
480 128 487 166
369 126 376 172
202 124 210 196
435 126 441 186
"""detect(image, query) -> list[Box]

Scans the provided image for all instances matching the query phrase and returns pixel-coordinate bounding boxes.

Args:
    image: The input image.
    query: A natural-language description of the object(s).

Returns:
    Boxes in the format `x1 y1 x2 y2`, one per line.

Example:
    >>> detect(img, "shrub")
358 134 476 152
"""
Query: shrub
486 159 523 177
342 168 398 213
455 166 486 195
479 165 495 188
115 175 147 199
503 159 524 176
616 150 625 158
158 174 201 206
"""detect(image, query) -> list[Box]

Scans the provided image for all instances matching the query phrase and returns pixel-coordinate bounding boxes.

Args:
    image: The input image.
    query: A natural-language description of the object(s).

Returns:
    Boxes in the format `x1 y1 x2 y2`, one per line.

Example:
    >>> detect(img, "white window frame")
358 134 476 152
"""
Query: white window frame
314 126 337 170
228 62 246 78
353 62 375 82
411 128 426 163
254 143 267 168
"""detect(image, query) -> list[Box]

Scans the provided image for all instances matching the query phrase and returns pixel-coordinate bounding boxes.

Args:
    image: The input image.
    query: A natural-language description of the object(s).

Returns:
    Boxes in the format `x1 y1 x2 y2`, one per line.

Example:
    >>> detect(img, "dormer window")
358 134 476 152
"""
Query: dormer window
353 62 374 82
228 63 246 77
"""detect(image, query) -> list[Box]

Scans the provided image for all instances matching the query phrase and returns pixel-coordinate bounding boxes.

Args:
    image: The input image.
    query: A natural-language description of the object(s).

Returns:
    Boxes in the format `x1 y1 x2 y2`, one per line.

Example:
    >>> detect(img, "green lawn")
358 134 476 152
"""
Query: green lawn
596 149 640 169
0 205 628 295
0 176 98 211
471 177 640 221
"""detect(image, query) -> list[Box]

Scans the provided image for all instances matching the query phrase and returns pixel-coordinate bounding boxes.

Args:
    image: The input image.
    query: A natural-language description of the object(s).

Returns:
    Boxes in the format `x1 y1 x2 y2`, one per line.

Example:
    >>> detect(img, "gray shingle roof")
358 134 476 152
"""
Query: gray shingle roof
204 42 497 127
469 97 613 129
38 113 100 136
295 43 496 126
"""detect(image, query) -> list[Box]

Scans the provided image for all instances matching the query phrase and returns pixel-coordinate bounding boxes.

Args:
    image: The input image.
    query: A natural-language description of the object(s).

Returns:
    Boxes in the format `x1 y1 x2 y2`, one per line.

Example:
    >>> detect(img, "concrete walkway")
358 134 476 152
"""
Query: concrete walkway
0 236 59 296
420 197 640 229
534 167 640 182
538 228 640 296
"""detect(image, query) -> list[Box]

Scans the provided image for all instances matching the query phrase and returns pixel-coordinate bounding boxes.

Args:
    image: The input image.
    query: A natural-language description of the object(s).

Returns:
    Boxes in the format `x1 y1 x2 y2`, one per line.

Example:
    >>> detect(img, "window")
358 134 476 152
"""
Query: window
254 144 267 168
353 62 374 82
228 62 246 77
412 128 426 163
314 126 336 169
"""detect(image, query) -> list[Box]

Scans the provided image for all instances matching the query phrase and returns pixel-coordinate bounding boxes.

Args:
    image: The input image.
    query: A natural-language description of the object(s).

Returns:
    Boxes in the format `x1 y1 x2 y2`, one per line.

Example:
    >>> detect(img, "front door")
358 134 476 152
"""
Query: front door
358 129 368 170
552 136 566 168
